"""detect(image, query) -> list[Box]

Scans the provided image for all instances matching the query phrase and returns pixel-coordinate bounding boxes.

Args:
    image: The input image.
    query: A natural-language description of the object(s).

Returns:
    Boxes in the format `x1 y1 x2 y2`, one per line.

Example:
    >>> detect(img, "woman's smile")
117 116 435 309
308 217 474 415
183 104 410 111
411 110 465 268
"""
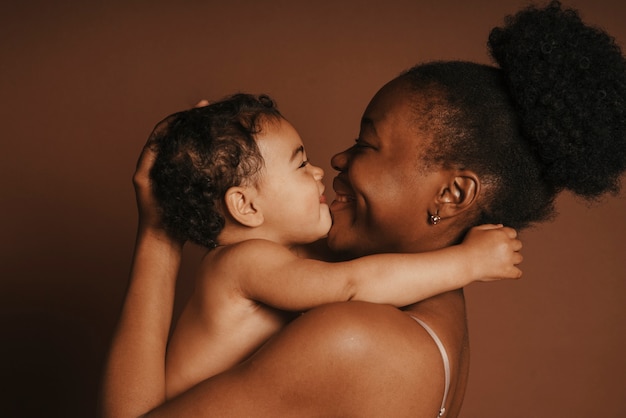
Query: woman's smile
331 175 356 206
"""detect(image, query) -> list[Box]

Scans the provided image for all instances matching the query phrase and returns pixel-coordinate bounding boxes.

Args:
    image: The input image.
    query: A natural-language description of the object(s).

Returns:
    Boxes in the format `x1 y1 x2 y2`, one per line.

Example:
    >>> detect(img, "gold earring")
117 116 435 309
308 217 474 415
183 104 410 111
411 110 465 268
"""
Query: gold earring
429 211 441 225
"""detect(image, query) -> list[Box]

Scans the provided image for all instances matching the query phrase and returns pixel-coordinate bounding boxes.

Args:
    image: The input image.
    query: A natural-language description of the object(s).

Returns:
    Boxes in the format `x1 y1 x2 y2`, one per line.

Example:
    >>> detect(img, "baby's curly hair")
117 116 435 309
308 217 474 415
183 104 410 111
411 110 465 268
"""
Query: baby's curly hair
401 1 626 230
148 94 282 248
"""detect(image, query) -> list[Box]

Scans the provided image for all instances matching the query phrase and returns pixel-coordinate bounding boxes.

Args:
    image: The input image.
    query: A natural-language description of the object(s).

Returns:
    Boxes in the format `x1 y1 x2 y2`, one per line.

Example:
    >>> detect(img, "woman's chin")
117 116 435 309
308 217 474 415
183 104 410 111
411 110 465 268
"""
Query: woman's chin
329 198 354 214
326 223 352 253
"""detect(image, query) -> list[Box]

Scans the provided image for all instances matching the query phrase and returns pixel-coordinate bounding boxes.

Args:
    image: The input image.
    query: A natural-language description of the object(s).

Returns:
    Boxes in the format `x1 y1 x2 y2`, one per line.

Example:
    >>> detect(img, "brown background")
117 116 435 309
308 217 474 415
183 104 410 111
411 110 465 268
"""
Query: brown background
1 1 625 417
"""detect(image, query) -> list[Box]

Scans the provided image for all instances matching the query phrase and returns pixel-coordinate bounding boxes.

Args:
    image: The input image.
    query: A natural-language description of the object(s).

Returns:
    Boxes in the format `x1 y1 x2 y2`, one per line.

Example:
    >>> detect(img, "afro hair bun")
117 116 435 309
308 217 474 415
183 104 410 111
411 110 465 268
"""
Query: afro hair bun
488 1 626 199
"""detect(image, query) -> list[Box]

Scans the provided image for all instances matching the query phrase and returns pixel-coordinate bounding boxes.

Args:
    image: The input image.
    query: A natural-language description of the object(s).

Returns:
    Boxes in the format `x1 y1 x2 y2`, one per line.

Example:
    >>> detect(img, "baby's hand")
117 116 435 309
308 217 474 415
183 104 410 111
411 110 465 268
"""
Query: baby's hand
461 224 523 282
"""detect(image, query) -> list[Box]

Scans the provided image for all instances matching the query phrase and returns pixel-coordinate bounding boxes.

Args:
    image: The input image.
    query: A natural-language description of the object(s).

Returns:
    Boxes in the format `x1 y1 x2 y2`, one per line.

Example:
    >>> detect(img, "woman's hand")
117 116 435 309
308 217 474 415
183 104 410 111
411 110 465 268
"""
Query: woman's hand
134 97 208 237
133 140 162 231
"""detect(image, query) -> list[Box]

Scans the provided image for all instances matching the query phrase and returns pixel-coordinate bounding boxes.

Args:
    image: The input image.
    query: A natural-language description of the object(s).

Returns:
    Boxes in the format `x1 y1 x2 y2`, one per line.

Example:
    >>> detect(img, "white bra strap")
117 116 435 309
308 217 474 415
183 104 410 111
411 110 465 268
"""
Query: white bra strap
410 316 451 418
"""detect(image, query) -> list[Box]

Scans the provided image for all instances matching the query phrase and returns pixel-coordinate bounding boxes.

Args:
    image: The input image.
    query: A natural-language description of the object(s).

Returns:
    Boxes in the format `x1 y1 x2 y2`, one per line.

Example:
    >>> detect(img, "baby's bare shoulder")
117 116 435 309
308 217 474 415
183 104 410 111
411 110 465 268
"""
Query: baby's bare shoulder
198 239 296 286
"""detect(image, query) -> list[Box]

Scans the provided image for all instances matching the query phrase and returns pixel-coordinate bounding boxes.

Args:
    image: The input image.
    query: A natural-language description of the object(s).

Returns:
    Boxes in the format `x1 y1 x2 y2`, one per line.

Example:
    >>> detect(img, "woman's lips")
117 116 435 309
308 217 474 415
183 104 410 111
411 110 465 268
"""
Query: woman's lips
333 193 354 203
331 176 356 211
331 176 356 207
330 193 354 221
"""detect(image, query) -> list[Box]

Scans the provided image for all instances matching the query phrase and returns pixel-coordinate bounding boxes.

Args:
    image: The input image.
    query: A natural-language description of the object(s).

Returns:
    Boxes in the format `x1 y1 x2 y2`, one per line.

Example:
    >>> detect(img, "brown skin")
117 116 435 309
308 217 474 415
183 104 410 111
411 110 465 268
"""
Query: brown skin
101 77 484 417
145 299 469 418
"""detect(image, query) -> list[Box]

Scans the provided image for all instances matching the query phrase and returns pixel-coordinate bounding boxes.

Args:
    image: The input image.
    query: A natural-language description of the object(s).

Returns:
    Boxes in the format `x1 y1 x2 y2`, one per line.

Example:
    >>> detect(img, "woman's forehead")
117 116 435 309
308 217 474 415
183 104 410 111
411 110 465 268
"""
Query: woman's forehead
364 90 430 144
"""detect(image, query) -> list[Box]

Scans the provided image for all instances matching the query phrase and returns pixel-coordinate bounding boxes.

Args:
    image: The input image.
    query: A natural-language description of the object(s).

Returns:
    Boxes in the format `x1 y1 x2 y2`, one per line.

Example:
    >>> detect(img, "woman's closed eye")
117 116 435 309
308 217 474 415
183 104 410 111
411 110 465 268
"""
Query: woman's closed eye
353 138 374 150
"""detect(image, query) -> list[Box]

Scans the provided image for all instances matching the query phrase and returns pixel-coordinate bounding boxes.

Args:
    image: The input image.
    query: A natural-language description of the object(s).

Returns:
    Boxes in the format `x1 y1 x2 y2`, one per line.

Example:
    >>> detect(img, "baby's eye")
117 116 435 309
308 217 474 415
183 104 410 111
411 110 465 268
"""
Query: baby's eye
299 160 310 168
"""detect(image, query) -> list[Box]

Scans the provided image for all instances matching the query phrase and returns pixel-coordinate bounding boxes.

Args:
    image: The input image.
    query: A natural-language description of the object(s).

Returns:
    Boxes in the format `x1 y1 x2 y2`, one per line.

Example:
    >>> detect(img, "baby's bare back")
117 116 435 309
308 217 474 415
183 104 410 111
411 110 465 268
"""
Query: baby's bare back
164 248 294 399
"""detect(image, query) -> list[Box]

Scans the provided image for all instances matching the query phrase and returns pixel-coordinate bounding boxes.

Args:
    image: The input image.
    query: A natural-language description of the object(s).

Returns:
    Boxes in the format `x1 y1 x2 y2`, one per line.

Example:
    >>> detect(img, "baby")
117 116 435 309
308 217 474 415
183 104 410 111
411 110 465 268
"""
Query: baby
148 93 522 398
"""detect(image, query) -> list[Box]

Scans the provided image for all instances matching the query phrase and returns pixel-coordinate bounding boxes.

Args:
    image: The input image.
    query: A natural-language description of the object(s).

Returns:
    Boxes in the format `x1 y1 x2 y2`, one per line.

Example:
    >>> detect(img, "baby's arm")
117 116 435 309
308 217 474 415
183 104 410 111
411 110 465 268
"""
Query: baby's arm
236 224 522 311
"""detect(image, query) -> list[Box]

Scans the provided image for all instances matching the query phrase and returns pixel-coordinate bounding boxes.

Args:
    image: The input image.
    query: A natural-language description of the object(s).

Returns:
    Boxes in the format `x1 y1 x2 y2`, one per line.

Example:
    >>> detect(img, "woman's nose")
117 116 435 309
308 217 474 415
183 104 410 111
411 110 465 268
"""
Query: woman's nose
330 149 349 172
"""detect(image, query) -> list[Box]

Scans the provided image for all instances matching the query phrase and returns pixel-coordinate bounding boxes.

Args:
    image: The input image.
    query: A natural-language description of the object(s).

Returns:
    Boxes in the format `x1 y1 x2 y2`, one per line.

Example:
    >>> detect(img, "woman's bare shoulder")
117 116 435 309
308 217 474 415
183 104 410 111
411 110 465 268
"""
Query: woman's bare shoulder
153 300 466 417
252 301 454 416
293 301 454 373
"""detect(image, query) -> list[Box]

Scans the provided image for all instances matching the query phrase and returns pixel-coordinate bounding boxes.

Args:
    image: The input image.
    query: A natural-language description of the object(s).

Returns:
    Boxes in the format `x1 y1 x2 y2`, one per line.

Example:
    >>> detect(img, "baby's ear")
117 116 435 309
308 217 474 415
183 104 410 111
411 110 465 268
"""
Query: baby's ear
224 186 264 227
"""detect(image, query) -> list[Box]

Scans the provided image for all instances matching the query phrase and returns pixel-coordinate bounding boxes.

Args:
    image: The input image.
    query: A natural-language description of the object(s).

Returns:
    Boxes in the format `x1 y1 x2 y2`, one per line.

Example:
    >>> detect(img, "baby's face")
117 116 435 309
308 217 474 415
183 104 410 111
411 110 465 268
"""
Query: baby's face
253 118 332 246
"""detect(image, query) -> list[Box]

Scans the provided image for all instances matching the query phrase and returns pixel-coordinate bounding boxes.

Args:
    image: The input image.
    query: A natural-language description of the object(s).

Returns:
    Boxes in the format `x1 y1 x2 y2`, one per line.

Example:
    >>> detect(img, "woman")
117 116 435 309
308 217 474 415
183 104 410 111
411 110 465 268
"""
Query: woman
101 2 626 417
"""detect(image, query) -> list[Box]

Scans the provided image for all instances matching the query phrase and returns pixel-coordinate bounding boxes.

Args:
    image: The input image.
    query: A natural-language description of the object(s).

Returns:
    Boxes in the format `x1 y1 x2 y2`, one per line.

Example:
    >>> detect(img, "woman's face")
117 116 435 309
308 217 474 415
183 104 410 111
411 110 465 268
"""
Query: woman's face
328 79 452 256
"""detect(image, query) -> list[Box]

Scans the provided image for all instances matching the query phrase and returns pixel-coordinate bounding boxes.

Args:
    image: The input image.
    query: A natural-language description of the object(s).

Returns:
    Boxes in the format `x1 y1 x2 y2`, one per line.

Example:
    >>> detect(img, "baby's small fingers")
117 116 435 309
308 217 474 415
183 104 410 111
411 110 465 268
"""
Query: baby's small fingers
474 223 504 231
501 226 518 238
194 99 210 108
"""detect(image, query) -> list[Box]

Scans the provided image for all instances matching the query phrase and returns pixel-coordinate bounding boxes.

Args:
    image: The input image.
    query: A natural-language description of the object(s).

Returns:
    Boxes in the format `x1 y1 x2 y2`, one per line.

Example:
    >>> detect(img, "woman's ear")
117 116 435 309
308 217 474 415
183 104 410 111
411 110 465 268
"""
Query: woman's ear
434 170 480 219
224 186 264 227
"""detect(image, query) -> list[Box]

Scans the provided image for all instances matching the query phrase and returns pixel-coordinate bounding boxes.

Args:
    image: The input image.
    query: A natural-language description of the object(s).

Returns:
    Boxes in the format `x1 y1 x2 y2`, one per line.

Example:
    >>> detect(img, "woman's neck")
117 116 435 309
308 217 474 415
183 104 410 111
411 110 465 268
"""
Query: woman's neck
402 289 466 320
